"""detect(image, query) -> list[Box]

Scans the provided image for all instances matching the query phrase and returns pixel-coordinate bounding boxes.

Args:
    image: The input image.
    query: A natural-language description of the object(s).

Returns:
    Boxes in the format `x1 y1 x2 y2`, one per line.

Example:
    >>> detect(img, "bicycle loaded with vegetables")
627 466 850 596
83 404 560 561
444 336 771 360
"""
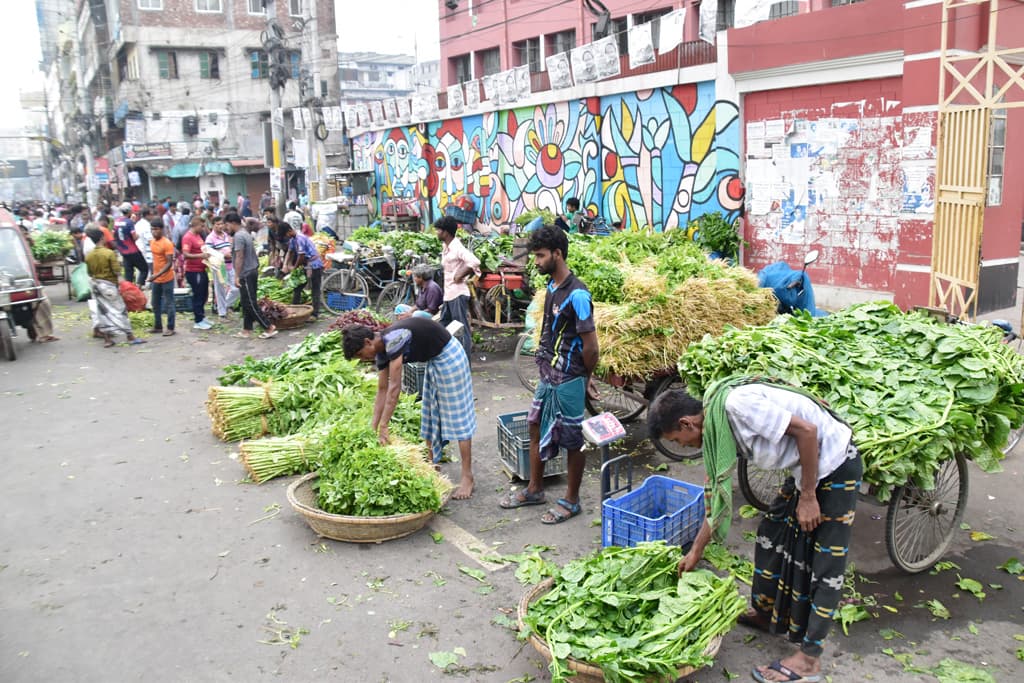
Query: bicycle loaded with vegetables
648 376 862 683
499 225 599 524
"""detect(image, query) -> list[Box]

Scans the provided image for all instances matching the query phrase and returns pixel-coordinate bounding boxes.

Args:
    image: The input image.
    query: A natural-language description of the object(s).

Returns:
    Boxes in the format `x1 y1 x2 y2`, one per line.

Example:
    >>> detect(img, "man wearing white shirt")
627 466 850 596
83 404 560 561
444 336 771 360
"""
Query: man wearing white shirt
135 207 154 281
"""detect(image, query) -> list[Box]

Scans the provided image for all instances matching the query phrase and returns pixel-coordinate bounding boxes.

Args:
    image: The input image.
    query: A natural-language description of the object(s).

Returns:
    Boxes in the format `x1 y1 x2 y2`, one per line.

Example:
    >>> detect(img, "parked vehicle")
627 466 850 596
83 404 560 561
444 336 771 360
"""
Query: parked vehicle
0 210 46 361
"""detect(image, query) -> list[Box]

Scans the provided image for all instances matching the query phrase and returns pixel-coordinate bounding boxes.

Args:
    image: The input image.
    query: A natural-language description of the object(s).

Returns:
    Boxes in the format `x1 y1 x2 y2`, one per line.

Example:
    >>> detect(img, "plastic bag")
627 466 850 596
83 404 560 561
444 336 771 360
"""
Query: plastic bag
71 263 91 301
119 281 147 312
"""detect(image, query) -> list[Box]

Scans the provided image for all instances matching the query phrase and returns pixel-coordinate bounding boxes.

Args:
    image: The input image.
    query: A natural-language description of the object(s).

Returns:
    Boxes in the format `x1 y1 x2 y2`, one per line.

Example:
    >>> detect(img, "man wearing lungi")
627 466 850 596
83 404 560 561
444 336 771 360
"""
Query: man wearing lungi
499 225 598 524
343 316 477 500
648 377 862 683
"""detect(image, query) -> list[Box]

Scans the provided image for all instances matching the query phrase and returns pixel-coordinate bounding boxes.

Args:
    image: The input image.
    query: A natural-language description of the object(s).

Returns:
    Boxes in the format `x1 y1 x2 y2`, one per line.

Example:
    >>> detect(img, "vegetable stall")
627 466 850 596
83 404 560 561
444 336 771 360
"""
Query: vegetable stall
207 330 450 541
678 302 1024 573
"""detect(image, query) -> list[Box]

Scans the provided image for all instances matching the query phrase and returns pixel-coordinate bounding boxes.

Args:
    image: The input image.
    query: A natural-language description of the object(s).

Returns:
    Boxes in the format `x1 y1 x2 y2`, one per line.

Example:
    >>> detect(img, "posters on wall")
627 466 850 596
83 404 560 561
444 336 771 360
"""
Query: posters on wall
482 74 498 102
396 97 411 124
344 106 358 130
699 0 718 44
547 52 573 89
628 23 656 69
292 138 308 168
659 8 686 52
734 0 774 29
570 44 600 84
412 92 438 122
125 118 145 145
515 65 532 100
272 108 284 127
370 101 385 125
595 36 621 80
447 84 465 115
384 99 398 123
498 70 518 105
324 106 344 131
356 103 371 128
465 79 480 109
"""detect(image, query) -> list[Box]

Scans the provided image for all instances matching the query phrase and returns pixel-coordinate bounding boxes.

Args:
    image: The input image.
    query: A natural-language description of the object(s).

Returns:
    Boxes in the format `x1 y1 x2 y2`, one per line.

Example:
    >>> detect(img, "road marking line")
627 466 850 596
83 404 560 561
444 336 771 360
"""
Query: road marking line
427 515 507 572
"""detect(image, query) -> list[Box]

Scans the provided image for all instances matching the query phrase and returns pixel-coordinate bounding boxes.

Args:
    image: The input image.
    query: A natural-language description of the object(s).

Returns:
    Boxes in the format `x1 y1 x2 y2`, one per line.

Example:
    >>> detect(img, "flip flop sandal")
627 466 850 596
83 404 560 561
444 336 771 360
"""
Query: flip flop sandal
259 330 279 339
541 498 582 524
751 660 821 683
499 490 546 509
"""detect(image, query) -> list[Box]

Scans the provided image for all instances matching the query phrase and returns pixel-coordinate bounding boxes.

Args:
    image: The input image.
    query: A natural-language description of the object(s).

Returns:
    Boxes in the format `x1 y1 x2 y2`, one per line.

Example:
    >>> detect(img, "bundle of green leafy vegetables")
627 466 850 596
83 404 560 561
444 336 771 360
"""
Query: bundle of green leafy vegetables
472 234 516 273
256 275 307 304
350 226 441 267
522 542 745 683
218 331 344 385
31 231 74 262
678 302 1024 499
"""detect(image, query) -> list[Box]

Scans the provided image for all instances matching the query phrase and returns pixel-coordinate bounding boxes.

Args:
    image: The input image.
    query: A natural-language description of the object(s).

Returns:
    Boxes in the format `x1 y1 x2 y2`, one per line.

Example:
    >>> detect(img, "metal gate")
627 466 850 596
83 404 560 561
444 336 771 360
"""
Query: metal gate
929 107 989 318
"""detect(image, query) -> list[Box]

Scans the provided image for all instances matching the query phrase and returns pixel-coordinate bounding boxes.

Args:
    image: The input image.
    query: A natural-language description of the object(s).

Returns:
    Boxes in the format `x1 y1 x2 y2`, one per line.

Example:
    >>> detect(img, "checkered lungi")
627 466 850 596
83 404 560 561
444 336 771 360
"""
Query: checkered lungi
421 337 476 462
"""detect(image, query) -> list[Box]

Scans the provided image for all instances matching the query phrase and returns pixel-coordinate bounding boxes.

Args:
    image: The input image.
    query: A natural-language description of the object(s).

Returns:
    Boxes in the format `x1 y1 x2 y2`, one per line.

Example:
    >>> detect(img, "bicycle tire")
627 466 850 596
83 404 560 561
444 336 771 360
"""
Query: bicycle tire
885 453 968 573
513 333 538 393
376 281 411 318
737 459 788 512
584 377 646 423
481 284 514 326
321 270 370 315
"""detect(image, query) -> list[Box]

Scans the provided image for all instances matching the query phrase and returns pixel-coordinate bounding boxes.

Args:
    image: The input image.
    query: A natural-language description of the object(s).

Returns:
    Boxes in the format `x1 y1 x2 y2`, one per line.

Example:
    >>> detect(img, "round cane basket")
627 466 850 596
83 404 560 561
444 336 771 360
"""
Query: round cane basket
275 305 314 330
286 472 445 543
516 578 722 683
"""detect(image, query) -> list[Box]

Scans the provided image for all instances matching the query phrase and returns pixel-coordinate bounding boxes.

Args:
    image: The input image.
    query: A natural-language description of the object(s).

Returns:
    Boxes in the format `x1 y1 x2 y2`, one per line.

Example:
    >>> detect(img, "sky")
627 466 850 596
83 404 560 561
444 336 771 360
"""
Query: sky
0 0 441 129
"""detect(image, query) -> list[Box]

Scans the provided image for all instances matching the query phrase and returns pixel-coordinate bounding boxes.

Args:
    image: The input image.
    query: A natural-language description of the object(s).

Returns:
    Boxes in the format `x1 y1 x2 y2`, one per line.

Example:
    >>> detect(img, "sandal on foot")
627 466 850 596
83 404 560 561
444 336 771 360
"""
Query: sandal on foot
541 498 581 524
737 611 771 633
259 329 278 339
499 489 546 509
162 330 176 337
751 660 821 683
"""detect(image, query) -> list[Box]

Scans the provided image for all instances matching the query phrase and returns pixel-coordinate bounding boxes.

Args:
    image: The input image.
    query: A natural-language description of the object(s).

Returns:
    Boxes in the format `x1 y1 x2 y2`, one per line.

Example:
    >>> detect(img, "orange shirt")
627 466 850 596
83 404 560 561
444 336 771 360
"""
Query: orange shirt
150 236 176 283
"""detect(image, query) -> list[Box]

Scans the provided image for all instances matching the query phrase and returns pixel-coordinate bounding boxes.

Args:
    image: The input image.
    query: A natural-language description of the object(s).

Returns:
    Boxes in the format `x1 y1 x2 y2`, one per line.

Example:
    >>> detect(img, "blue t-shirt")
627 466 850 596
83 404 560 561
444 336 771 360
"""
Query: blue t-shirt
113 216 139 255
536 272 596 383
288 233 323 269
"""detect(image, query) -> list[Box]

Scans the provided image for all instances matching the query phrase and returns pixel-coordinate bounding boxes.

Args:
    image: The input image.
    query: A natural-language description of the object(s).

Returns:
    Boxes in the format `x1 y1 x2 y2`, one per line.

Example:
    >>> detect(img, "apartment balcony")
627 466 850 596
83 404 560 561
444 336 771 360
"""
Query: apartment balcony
114 80 149 122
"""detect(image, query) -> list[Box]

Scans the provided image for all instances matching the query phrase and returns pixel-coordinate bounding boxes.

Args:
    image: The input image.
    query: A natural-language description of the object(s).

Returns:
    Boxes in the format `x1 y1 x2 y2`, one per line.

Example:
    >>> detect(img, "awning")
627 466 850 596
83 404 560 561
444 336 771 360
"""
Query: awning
154 161 236 178
230 159 265 168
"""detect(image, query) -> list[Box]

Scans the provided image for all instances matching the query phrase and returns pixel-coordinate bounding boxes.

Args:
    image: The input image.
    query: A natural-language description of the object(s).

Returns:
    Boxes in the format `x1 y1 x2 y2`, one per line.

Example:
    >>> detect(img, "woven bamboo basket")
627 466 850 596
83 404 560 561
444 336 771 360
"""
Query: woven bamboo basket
275 305 314 330
516 578 722 682
286 472 444 543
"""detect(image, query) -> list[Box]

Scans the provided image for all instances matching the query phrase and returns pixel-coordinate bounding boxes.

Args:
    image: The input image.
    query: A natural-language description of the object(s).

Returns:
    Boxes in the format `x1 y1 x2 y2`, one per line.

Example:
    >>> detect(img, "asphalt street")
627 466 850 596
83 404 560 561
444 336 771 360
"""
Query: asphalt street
2 284 1022 682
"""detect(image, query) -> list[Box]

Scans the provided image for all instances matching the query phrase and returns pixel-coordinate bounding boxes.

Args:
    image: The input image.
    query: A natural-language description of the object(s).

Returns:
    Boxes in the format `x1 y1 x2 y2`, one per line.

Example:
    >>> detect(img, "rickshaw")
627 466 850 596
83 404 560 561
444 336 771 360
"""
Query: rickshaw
0 209 46 360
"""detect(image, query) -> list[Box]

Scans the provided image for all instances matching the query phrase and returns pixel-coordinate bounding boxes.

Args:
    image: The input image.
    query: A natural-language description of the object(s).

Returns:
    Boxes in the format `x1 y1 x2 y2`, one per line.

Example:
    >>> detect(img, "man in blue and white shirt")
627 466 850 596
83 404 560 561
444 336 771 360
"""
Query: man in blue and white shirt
281 222 324 320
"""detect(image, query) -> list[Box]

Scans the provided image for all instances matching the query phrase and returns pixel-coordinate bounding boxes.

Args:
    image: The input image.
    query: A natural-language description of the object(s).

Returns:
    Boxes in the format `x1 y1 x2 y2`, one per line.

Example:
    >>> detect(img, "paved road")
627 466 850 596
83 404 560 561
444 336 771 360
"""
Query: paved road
2 287 1022 682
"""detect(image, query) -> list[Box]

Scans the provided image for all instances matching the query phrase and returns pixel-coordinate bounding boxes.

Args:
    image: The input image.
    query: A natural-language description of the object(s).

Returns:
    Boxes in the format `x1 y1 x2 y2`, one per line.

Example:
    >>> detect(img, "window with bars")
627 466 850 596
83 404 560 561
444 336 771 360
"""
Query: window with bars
717 0 735 31
514 37 542 72
138 0 162 9
247 0 265 14
592 17 627 55
634 8 673 50
769 1 799 18
451 54 471 84
157 50 178 79
289 0 302 16
988 109 1006 206
199 51 220 79
549 29 576 56
195 0 222 12
479 47 501 76
250 50 270 79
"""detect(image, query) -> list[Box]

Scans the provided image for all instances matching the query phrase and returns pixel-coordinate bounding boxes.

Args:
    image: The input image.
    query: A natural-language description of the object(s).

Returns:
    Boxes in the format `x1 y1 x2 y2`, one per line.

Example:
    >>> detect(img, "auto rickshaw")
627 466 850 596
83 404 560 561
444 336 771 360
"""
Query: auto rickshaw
0 208 46 360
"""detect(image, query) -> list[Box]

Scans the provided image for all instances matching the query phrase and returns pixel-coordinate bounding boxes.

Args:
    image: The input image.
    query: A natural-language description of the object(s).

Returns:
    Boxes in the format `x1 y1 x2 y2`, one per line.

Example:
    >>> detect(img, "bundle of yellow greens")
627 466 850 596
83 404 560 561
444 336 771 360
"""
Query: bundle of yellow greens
530 231 777 377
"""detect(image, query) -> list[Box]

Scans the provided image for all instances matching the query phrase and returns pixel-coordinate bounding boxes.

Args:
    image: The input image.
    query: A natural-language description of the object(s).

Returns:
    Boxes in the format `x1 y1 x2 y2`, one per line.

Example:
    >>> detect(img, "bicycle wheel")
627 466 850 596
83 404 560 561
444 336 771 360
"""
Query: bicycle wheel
321 270 370 315
737 459 788 512
376 281 412 319
480 284 513 326
885 452 968 574
513 333 538 392
584 377 647 423
649 375 702 461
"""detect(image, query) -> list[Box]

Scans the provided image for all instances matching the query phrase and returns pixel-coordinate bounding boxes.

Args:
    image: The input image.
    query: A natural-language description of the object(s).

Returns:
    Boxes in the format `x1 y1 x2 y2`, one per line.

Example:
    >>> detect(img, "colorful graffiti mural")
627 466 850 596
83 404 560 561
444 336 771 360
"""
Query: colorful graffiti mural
352 81 743 231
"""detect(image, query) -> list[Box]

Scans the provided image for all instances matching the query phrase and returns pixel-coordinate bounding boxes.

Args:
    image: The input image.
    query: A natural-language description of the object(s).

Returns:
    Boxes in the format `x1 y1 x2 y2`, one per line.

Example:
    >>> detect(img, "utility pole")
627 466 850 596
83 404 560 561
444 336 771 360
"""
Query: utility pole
266 0 287 217
74 24 97 208
304 0 326 203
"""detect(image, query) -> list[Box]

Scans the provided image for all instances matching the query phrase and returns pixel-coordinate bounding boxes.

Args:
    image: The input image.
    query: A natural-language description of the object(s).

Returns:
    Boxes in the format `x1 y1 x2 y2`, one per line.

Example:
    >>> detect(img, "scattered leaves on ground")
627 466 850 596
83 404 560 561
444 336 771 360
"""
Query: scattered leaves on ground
956 575 986 602
922 599 951 620
997 557 1023 575
969 531 996 542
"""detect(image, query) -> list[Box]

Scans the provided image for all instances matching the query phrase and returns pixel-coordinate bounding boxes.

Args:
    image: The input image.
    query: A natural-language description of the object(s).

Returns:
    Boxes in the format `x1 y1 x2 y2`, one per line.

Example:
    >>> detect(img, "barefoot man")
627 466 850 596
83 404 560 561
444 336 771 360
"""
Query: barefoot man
343 316 476 499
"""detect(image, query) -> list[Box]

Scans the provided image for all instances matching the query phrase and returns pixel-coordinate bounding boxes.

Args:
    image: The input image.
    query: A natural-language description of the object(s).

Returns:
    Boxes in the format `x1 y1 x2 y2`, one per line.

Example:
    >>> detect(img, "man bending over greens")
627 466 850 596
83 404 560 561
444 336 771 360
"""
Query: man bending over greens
499 224 598 524
343 316 476 499
648 377 861 683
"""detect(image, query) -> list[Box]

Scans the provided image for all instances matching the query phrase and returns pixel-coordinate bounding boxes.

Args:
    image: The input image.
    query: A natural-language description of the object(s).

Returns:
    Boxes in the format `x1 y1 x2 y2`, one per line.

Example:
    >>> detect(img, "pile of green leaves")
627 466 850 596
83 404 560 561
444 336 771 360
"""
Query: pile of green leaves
522 542 745 683
678 302 1024 499
31 231 74 262
690 212 740 261
472 234 516 273
350 226 441 267
219 331 344 385
514 207 557 227
256 275 306 304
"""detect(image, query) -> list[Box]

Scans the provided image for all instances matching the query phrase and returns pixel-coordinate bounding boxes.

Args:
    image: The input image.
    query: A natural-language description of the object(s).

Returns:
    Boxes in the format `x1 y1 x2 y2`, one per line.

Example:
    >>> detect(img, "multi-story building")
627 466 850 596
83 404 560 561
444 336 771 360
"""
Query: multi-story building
348 0 1023 314
338 52 417 105
57 0 342 204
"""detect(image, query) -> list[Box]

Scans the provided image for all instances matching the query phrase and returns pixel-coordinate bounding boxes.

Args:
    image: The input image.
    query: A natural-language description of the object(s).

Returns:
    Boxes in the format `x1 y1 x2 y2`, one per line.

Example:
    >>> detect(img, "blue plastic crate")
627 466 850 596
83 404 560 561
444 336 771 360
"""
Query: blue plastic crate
326 291 367 311
602 475 705 548
444 205 477 226
496 411 567 480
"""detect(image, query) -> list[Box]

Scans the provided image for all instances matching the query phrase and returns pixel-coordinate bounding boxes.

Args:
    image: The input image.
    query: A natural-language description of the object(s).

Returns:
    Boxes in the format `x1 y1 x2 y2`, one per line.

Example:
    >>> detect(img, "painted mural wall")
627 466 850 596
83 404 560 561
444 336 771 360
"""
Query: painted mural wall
351 82 744 231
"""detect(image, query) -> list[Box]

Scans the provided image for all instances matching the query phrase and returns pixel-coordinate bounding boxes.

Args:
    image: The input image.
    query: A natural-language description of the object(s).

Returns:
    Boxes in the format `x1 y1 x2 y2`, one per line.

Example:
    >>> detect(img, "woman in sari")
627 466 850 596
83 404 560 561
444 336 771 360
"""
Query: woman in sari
84 228 145 348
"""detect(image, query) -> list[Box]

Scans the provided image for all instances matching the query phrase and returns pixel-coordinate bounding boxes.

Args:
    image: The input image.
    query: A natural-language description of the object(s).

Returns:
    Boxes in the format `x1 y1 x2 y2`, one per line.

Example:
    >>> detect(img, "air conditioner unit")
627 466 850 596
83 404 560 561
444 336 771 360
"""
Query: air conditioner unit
183 115 199 136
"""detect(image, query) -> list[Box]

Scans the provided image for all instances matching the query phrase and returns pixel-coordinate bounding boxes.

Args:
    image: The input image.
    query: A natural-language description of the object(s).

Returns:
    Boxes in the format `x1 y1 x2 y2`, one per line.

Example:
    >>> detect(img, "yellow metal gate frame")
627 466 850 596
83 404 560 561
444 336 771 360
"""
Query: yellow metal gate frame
931 0 1024 319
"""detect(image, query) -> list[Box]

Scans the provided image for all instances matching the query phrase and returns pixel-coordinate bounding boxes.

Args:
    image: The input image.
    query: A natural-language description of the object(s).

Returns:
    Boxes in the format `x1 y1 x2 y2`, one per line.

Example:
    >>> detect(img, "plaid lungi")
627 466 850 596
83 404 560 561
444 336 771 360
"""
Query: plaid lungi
421 337 476 462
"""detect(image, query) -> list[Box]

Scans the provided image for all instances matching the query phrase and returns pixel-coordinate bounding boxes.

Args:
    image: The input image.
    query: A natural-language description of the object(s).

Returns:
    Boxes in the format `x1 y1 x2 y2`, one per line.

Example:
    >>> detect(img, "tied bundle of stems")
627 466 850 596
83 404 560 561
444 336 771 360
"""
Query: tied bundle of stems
240 434 317 483
206 383 285 441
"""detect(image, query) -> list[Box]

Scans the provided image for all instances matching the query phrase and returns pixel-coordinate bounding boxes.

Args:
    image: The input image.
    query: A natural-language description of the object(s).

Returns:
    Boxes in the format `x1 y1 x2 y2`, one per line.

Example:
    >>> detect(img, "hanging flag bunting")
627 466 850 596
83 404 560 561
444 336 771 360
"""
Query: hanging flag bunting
659 8 686 52
396 98 411 124
383 99 398 122
571 44 600 84
370 101 384 124
514 65 532 100
292 108 305 130
629 23 657 69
